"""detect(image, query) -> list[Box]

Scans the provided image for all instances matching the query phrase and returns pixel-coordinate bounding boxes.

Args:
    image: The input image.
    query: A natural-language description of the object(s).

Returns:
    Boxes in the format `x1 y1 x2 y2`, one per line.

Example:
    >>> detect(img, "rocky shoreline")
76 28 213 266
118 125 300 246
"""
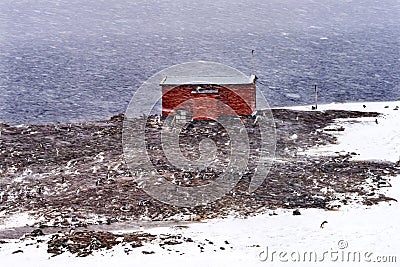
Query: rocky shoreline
1 108 399 255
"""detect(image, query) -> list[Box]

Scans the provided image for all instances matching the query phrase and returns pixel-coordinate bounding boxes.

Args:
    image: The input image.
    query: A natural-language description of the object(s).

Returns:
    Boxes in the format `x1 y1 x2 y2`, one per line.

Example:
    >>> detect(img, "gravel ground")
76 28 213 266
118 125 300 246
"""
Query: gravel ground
1 109 399 250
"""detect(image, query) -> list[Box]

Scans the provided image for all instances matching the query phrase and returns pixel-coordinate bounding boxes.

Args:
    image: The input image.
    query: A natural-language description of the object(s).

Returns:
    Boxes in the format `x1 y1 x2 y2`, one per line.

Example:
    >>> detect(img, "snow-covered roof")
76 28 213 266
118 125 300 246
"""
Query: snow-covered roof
160 75 256 86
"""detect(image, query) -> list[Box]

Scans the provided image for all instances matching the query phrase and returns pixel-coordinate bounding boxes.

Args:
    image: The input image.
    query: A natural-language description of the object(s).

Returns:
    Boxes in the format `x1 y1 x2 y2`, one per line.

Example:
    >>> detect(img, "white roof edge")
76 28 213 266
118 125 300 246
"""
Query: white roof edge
160 75 256 86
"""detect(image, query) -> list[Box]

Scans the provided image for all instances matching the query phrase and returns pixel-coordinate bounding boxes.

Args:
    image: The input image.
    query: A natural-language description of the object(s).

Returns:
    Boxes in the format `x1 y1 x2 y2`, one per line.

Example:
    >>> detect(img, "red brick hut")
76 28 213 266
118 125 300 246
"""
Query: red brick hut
160 75 257 121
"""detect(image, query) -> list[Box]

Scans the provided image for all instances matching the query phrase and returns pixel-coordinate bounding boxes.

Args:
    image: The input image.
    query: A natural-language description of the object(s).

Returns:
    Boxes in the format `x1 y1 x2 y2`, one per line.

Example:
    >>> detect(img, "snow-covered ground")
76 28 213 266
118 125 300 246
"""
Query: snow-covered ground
289 101 400 163
0 212 37 231
1 101 399 267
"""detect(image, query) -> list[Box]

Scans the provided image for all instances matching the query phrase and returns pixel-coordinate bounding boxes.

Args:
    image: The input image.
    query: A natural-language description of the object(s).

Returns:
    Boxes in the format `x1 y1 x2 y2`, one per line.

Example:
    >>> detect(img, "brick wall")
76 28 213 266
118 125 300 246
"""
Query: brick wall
162 84 256 118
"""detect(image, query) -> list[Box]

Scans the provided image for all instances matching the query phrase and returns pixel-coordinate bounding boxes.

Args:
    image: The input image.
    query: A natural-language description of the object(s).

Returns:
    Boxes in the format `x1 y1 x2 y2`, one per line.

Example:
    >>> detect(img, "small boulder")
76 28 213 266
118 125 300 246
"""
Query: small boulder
293 209 301 216
31 229 44 237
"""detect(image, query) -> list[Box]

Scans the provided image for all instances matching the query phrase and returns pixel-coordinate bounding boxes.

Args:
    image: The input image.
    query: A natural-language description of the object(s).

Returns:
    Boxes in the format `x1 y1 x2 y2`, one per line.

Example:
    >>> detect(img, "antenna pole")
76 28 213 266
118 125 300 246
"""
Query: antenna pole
314 83 318 110
251 49 255 75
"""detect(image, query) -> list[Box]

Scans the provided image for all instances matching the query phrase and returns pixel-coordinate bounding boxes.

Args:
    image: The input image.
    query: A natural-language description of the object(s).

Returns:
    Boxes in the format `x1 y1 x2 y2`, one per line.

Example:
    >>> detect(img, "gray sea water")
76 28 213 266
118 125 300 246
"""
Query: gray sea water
0 0 399 125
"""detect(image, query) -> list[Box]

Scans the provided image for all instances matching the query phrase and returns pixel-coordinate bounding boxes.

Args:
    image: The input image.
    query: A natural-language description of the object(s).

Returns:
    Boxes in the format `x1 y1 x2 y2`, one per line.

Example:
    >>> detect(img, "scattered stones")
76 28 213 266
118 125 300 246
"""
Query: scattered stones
142 250 155 255
269 211 278 216
172 225 189 230
377 179 392 188
123 232 157 248
30 229 44 237
324 126 345 132
163 240 182 246
0 109 398 239
47 230 157 257
123 247 132 255
325 203 341 211
364 196 398 206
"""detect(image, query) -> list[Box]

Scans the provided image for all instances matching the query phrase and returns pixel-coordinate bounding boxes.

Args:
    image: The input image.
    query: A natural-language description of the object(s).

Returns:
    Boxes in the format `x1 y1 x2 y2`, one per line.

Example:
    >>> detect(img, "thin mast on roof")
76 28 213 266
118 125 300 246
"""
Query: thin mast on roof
314 83 318 110
251 49 255 76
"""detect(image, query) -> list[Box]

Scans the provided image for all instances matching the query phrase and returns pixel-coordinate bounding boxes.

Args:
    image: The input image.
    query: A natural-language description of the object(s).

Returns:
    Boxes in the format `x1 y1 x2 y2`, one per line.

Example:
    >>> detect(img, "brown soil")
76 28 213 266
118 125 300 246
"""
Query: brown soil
0 109 399 242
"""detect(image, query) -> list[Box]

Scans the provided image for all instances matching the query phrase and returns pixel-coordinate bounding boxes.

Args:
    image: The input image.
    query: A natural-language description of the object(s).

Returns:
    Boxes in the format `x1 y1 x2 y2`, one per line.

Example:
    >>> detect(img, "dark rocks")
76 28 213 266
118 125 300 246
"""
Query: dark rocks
30 229 44 237
364 196 398 205
0 108 398 235
124 232 156 249
141 250 155 254
12 250 24 254
123 247 132 254
324 126 345 132
293 209 301 216
377 179 392 188
47 230 157 257
159 234 183 246
110 113 125 122
173 225 189 230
